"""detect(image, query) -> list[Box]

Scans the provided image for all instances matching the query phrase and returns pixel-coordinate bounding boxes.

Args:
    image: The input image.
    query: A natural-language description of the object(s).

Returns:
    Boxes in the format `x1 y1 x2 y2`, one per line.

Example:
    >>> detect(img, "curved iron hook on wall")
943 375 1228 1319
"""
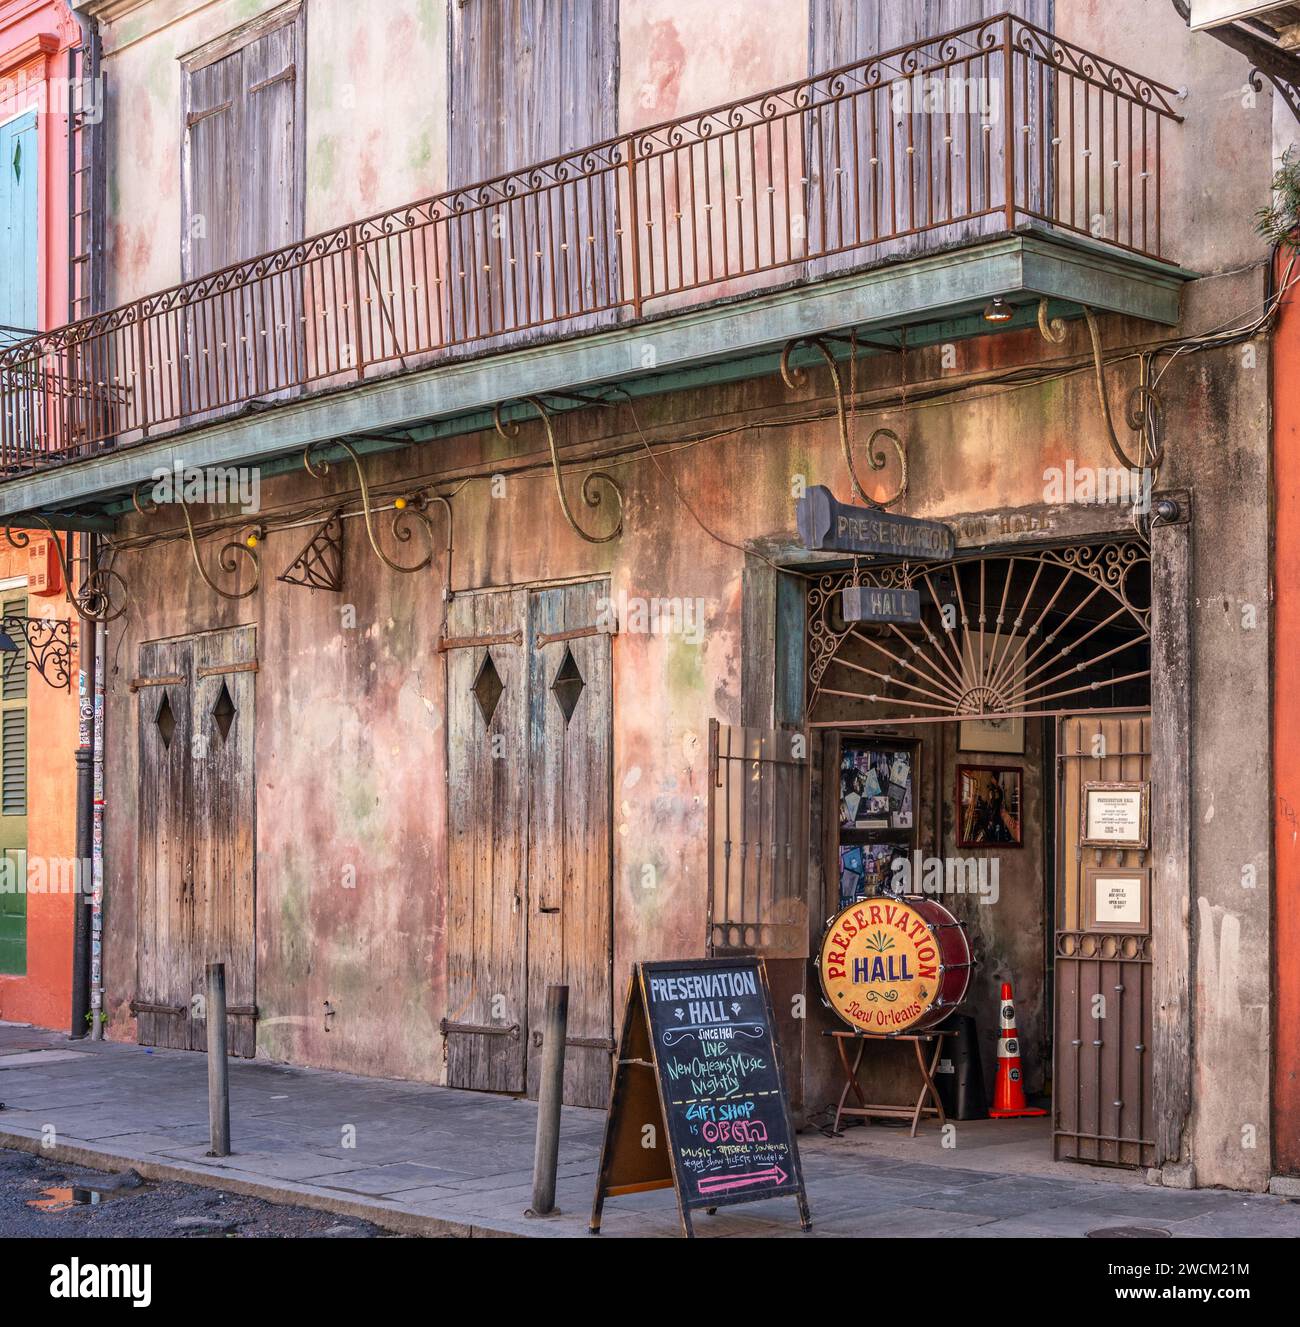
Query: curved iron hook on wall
132 484 262 602
1039 300 1165 475
303 439 437 573
780 336 907 509
493 395 624 544
4 521 128 622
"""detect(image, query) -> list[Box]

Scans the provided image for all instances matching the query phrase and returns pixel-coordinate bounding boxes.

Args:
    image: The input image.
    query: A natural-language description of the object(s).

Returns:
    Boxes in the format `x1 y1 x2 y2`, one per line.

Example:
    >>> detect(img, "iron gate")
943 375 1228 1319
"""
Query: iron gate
1054 713 1154 1167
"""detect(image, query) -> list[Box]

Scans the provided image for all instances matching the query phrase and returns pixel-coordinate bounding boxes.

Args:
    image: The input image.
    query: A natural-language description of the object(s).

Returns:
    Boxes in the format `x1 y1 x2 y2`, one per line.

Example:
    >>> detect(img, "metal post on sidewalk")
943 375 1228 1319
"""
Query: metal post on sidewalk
206 962 230 1157
527 984 569 1217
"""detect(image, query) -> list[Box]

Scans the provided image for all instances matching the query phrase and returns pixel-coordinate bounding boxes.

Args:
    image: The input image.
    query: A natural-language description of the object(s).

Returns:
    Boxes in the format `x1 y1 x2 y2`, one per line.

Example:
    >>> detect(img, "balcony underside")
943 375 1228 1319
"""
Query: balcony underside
0 228 1189 528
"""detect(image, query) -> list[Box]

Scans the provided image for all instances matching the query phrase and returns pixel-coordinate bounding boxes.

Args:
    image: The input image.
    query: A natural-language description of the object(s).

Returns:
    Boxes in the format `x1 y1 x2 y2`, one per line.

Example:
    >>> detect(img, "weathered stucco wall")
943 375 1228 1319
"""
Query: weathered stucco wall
100 265 1272 1188
1056 0 1270 275
86 0 1278 1191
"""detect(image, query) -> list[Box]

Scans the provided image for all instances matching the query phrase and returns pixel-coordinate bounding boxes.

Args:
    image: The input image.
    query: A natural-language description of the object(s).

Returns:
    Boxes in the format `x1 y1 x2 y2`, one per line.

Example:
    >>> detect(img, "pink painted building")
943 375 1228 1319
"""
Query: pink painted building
0 0 88 1029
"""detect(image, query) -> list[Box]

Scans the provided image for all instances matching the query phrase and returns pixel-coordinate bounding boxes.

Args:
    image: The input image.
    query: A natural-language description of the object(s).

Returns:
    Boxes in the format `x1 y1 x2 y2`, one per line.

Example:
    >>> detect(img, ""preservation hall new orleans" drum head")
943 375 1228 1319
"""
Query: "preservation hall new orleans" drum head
816 895 972 1034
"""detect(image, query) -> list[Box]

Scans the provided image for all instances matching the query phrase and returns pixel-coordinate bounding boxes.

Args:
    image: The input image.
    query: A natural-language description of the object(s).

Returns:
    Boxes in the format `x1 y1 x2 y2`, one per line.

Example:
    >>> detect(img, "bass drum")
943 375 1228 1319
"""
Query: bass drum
816 895 972 1035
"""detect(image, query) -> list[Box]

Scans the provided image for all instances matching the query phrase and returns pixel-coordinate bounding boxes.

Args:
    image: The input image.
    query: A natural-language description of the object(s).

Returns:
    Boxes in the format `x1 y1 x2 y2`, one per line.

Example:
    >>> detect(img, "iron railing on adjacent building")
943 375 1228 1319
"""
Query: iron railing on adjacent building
0 13 1182 476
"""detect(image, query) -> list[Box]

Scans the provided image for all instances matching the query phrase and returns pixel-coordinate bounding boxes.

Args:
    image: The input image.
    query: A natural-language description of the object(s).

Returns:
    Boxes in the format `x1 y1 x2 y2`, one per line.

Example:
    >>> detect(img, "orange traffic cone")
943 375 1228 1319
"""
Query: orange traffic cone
989 981 1047 1119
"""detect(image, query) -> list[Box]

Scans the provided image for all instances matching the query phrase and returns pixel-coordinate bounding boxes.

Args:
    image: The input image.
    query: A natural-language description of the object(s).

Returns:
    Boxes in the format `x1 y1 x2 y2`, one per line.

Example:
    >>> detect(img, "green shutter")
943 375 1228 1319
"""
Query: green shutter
0 594 27 973
1 596 26 701
1 709 26 816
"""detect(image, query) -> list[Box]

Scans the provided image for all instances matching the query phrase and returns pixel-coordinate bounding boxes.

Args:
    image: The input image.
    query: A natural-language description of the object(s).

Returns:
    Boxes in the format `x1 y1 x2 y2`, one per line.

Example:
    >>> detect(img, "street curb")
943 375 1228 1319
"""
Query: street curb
0 1126 527 1239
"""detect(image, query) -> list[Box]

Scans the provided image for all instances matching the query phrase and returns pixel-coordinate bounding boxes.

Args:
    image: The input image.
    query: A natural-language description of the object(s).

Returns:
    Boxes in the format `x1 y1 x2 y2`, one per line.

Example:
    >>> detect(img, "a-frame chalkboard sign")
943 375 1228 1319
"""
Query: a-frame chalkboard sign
589 957 811 1237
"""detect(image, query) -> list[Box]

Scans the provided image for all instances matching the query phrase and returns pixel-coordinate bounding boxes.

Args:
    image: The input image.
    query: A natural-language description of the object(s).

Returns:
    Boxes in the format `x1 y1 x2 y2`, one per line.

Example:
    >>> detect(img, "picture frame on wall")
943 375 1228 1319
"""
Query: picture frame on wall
1081 781 1150 849
1083 865 1150 933
955 764 1023 848
958 713 1025 754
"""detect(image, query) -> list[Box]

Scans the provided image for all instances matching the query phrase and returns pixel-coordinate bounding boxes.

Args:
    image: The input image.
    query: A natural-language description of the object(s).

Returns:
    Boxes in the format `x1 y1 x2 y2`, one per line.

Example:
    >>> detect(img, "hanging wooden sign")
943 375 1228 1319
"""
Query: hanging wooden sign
842 584 922 624
797 485 954 559
589 957 811 1238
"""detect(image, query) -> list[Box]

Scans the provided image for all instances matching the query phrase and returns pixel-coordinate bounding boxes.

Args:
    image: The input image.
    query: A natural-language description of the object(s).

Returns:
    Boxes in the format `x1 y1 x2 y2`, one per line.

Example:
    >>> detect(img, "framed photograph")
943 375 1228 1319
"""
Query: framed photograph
955 764 1023 848
959 713 1025 754
1083 865 1150 933
1081 781 1149 849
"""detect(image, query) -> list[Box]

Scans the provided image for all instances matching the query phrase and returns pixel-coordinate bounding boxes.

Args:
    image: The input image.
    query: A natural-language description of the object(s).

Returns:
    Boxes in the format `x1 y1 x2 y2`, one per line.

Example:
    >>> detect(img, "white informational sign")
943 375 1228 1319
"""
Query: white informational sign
1082 783 1148 848
1094 875 1143 928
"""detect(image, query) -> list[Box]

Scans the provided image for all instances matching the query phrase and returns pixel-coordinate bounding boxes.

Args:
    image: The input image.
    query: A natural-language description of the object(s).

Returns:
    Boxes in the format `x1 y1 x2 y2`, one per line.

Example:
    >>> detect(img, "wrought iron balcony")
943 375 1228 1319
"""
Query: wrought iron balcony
0 13 1181 479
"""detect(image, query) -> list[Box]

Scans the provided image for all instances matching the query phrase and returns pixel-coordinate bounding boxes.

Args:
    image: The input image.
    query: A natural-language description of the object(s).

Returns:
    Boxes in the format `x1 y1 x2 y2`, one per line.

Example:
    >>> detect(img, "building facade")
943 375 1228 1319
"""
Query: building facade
0 0 86 1030
0 0 1291 1192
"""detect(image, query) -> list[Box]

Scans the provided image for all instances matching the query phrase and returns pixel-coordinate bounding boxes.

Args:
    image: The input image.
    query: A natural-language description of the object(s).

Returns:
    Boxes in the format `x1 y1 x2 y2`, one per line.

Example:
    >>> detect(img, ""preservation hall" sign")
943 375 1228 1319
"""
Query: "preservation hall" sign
796 485 955 560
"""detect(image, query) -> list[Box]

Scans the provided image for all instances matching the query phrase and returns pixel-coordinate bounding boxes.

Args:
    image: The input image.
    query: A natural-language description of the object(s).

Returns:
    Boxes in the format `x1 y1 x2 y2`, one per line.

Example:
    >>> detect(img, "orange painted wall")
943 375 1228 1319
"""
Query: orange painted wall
0 1 83 1031
0 535 79 1030
1275 248 1300 1177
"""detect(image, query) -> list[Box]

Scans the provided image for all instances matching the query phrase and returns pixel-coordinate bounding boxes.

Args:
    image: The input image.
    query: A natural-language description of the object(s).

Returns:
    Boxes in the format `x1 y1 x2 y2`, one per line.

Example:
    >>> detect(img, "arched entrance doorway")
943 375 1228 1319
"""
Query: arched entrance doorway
805 540 1155 1168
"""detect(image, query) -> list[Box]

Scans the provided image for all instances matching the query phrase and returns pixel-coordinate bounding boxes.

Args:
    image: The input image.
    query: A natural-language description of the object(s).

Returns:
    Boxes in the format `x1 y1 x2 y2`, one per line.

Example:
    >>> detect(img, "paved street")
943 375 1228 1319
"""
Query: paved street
3 1022 1298 1238
0 1147 386 1239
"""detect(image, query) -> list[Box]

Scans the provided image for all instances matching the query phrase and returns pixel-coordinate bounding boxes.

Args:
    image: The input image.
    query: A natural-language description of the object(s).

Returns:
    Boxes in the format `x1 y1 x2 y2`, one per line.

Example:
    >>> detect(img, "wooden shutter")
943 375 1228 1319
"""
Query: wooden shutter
1 596 27 703
443 589 530 1093
1 710 25 817
135 638 194 1050
190 627 258 1058
526 582 613 1108
0 109 38 340
0 594 28 975
181 7 304 409
806 0 1051 273
448 0 619 343
184 50 242 277
707 721 811 959
183 6 303 278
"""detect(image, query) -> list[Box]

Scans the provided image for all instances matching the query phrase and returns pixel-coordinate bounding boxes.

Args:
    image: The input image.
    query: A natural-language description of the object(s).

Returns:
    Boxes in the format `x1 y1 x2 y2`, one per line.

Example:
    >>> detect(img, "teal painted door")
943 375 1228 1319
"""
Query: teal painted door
0 109 38 347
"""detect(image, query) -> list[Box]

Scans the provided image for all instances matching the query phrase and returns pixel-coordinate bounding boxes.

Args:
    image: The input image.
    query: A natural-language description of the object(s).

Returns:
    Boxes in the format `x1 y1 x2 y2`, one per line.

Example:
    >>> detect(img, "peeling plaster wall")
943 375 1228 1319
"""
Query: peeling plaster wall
87 2 1277 1190
100 273 1272 1191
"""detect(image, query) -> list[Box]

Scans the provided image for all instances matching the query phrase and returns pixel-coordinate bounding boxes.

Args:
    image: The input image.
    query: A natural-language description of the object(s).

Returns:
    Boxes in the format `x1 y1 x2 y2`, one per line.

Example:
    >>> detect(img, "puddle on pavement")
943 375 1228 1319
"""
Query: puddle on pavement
27 1181 152 1213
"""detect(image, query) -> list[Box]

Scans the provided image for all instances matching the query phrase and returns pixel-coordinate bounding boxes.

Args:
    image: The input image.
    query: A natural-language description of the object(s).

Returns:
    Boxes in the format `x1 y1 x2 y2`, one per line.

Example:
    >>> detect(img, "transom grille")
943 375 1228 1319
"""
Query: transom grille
807 543 1151 724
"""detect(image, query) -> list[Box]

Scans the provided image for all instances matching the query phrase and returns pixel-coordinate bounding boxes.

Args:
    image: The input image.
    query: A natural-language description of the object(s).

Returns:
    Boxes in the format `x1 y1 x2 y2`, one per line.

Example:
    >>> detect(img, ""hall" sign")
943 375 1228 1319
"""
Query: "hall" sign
841 585 922 625
796 485 954 560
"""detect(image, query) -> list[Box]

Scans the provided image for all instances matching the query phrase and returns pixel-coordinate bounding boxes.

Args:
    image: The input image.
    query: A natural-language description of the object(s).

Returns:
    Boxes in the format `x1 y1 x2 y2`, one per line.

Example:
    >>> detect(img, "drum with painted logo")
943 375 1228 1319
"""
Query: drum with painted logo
816 895 973 1034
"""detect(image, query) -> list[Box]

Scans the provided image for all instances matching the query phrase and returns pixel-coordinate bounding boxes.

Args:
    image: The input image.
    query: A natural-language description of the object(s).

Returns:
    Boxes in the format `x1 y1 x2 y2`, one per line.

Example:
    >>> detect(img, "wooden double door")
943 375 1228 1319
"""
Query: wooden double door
135 626 257 1056
444 580 613 1107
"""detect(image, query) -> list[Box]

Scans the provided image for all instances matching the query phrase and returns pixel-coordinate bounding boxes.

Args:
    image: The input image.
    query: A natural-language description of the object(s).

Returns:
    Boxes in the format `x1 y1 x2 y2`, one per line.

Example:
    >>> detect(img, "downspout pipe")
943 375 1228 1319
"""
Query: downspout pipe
67 4 104 1040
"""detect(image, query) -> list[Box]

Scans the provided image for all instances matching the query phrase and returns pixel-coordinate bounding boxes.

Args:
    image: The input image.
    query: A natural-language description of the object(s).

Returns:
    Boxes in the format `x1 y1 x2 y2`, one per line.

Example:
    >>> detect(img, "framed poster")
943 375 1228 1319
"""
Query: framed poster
839 743 915 832
1083 866 1149 932
1081 781 1149 849
955 764 1023 848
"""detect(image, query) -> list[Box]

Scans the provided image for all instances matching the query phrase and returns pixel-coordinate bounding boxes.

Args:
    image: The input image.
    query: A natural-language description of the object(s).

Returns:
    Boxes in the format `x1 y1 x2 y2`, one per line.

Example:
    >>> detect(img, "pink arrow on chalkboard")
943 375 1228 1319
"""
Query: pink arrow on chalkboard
697 1165 788 1196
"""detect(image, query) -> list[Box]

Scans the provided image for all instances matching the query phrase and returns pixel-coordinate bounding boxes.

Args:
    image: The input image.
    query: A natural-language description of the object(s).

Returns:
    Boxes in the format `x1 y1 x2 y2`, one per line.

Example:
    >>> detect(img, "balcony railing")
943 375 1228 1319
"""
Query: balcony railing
0 13 1181 478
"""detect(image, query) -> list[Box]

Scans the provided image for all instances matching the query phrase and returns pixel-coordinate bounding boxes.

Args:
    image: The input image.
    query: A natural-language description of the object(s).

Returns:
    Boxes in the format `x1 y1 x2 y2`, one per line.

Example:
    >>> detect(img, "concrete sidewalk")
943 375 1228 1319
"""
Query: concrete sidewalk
3 1022 1298 1239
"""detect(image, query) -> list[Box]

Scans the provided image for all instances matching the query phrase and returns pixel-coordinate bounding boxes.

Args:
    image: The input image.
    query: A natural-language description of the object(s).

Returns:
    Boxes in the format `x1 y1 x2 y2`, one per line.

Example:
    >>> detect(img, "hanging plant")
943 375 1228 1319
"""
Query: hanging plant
1256 145 1300 247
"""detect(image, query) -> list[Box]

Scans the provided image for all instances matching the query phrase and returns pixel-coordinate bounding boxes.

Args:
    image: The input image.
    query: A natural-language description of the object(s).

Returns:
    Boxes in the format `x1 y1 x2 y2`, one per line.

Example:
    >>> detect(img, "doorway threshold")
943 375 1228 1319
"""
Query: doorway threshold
818 1115 1146 1188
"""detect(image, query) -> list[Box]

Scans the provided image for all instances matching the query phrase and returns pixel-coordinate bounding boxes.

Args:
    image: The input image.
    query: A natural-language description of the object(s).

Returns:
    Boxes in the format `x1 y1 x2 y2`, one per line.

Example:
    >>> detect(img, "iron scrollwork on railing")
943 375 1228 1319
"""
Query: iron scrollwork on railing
493 396 624 544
